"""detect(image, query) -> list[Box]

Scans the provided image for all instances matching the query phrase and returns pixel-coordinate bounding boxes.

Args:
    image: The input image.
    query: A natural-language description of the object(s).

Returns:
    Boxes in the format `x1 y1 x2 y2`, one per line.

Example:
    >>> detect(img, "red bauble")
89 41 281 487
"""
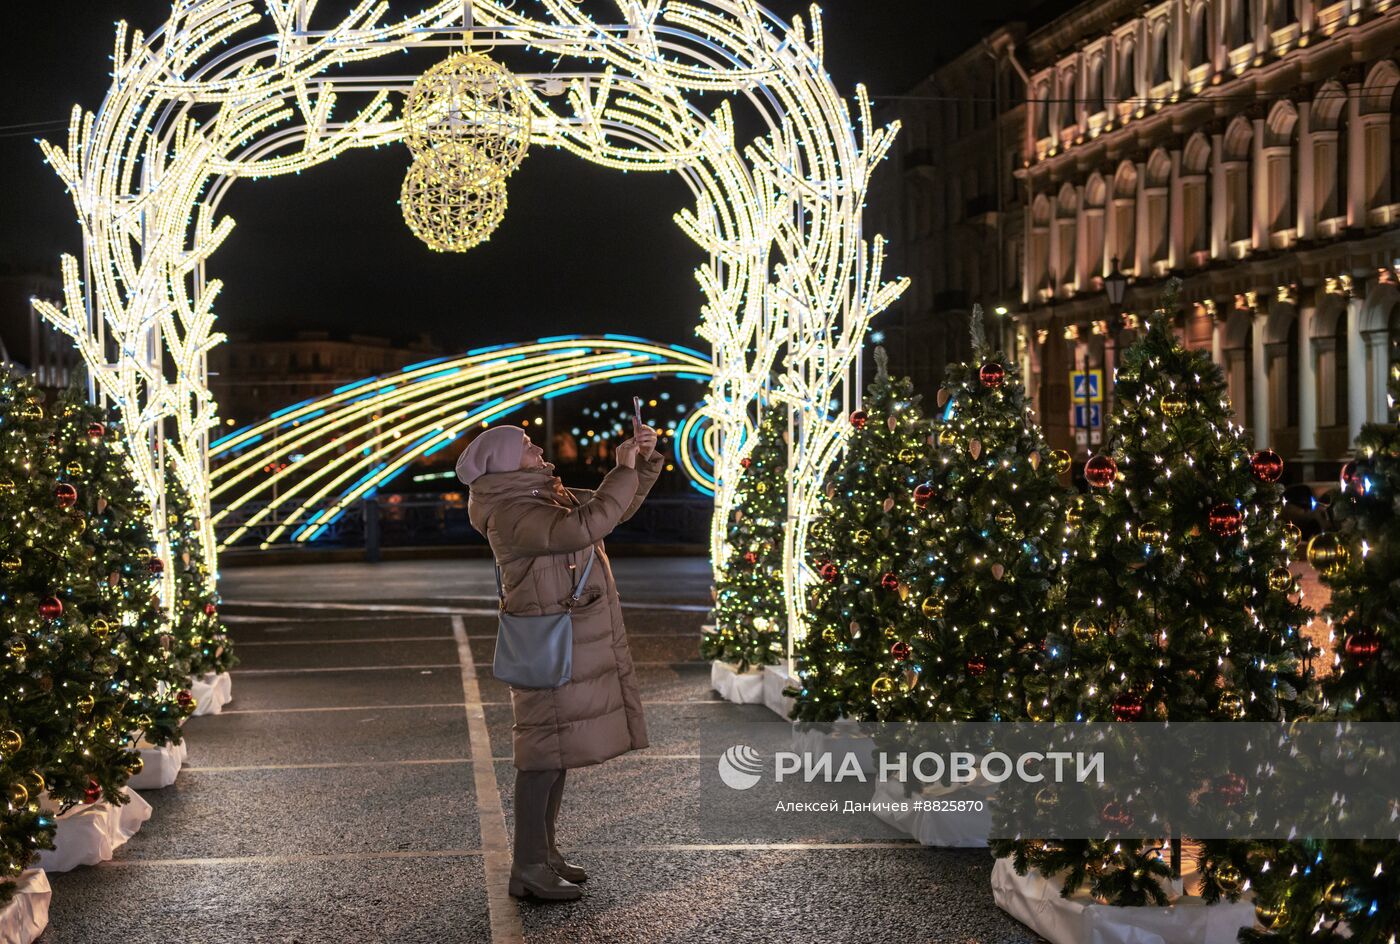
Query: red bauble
1084 455 1118 488
880 572 899 592
1100 800 1134 828
1340 460 1363 493
204 603 217 616
1213 773 1248 807
890 641 911 661
38 597 63 621
849 410 868 430
147 557 165 575
1344 629 1381 664
83 779 102 804
1208 503 1243 537
176 689 194 710
743 550 758 565
55 483 78 508
819 562 839 583
913 482 935 508
966 656 988 676
979 362 1006 389
86 422 106 441
1111 692 1144 721
740 456 752 469
1250 449 1284 483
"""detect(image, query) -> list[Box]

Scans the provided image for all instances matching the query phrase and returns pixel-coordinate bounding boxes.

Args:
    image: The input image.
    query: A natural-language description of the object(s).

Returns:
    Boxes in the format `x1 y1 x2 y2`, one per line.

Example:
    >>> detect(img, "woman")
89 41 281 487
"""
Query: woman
457 419 663 900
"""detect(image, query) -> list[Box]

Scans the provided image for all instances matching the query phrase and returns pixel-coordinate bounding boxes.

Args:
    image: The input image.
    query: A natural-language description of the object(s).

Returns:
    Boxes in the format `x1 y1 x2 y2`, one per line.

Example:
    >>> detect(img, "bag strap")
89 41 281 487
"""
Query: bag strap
493 545 598 612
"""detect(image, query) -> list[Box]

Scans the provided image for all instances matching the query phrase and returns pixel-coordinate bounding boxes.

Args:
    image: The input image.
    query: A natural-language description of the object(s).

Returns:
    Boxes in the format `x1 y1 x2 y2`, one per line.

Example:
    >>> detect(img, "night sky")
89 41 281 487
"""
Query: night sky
1 1 1055 353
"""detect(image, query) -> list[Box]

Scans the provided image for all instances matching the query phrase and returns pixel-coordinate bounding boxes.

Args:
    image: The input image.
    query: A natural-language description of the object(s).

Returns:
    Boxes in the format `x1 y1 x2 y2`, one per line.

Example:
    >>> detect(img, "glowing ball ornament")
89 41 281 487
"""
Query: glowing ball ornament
1339 460 1362 493
920 597 944 620
1047 449 1071 474
1267 567 1293 592
86 421 106 440
1084 455 1117 488
1135 523 1164 546
38 597 63 621
880 572 899 592
83 779 102 804
1 556 19 573
0 730 21 754
742 550 757 565
1214 863 1243 892
1306 533 1350 578
90 617 111 640
1282 522 1303 552
402 52 531 175
936 427 956 447
819 562 839 583
1111 692 1144 721
176 690 196 711
870 676 894 696
913 483 934 507
1217 690 1246 719
55 483 78 508
739 456 751 469
1072 618 1101 642
1250 449 1284 483
890 641 911 661
1208 503 1242 537
966 656 987 676
401 148 508 253
849 410 867 430
1343 629 1380 665
978 362 1005 388
1160 392 1188 417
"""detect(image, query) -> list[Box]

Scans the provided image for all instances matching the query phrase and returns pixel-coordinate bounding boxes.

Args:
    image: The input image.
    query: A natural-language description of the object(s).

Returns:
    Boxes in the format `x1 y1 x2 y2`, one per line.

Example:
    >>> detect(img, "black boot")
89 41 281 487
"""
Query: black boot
512 769 582 900
545 769 587 883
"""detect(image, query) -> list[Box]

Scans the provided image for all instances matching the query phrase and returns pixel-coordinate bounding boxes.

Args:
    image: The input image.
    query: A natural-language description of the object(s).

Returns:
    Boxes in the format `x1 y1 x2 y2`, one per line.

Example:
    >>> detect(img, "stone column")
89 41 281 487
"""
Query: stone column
1210 130 1227 258
1315 336 1338 428
1298 303 1318 453
1365 329 1389 424
1169 147 1185 268
1252 115 1269 250
1135 158 1151 275
1347 294 1366 443
1212 314 1226 370
1252 308 1270 448
1297 100 1315 241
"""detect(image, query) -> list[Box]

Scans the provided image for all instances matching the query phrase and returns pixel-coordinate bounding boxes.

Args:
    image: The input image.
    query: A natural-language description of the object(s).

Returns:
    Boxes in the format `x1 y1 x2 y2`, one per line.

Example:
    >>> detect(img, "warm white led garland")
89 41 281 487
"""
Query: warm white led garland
34 0 907 659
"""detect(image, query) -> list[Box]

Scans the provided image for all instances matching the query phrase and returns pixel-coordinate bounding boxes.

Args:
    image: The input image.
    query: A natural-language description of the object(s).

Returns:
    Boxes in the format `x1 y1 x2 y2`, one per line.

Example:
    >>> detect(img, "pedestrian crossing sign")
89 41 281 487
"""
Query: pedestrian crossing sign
1070 370 1103 402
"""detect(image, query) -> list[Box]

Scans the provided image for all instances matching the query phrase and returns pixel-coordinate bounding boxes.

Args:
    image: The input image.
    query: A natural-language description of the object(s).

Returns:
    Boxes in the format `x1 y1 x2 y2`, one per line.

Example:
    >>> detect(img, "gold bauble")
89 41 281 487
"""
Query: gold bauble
1072 618 1101 642
65 461 83 476
1214 863 1242 893
1217 690 1246 719
936 427 957 447
1306 533 1350 578
402 52 532 174
76 695 96 715
401 147 509 253
70 512 87 536
1282 522 1302 552
871 676 894 697
1048 449 1072 474
853 529 871 545
1255 900 1289 930
8 784 28 807
8 640 26 660
755 481 768 494
1324 881 1351 910
820 626 838 644
994 509 1017 530
1136 523 1164 545
897 448 918 464
0 730 21 754
920 597 944 620
20 401 43 420
1160 392 1189 417
136 547 152 561
0 479 14 495
126 755 145 776
90 618 111 640
1267 566 1293 592
22 771 44 797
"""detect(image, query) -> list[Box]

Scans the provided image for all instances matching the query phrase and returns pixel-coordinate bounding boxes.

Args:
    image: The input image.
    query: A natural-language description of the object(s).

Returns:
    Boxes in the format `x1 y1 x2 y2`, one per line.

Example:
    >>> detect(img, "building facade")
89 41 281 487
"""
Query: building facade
868 27 1030 399
1014 0 1400 475
0 267 79 392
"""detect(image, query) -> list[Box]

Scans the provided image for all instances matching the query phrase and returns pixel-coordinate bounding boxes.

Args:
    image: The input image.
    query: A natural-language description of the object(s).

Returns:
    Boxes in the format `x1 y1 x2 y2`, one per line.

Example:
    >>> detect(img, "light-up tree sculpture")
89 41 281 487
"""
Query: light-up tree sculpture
34 2 907 654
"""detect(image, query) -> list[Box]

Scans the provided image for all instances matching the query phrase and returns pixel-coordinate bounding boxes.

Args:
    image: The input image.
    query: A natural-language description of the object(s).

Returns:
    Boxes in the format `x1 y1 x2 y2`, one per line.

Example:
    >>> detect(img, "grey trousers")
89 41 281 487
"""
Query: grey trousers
513 768 567 866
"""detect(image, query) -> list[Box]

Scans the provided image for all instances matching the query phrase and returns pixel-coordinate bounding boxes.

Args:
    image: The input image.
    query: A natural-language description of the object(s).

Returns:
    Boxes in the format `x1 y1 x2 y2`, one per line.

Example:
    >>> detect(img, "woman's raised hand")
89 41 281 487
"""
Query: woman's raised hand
632 418 657 458
614 439 639 469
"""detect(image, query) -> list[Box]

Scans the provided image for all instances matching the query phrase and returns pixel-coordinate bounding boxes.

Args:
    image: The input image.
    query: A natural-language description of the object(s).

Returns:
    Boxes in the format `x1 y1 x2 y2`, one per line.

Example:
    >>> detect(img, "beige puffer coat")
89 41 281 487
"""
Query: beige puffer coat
467 452 663 770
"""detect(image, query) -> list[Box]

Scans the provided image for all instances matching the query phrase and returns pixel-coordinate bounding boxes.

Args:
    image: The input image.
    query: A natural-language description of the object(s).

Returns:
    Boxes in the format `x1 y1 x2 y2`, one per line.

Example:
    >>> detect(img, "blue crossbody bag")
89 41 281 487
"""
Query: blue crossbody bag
491 546 597 689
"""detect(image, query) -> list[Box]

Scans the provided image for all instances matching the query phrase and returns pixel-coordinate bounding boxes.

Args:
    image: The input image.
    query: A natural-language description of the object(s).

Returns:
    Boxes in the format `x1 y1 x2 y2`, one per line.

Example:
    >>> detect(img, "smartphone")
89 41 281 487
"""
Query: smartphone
632 395 644 426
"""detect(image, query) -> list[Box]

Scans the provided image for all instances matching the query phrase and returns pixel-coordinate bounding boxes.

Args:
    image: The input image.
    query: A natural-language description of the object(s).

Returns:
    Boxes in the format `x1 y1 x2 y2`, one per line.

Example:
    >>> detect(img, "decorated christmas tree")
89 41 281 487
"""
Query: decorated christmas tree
789 347 934 722
900 307 1071 721
703 406 787 671
0 371 60 900
165 454 235 680
1242 368 1400 942
993 287 1314 906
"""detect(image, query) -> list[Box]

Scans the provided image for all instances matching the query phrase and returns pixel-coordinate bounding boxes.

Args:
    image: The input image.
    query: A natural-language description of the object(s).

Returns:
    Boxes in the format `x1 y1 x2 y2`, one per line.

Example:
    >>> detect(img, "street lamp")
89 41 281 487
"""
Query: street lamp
1104 257 1128 320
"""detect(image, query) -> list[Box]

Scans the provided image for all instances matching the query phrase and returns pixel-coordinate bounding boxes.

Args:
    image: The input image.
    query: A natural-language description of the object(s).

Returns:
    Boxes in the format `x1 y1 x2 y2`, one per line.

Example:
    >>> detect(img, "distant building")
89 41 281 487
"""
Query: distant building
0 266 79 392
208 330 443 428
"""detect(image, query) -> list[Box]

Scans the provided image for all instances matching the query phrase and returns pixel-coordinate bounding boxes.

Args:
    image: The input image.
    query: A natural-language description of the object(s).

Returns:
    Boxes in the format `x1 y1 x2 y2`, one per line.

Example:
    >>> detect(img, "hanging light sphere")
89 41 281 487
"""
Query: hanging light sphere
819 562 839 583
890 641 911 661
1047 449 1072 474
1217 690 1246 719
1213 863 1243 892
1208 503 1243 537
1084 455 1117 488
1100 800 1134 828
920 596 944 620
86 421 106 440
1306 533 1350 578
401 148 508 253
995 508 1017 530
897 447 918 464
879 572 899 592
0 730 21 754
1282 522 1303 552
1267 566 1294 592
402 52 532 175
1072 617 1101 642
849 410 867 430
1135 522 1164 546
1111 691 1144 721
913 482 935 507
1160 392 1189 417
55 483 78 508
90 617 111 640
853 529 871 546
1343 629 1381 665
38 597 63 621
1250 449 1284 483
936 426 957 447
1 555 19 573
978 362 1005 388
1255 901 1289 930
870 676 894 696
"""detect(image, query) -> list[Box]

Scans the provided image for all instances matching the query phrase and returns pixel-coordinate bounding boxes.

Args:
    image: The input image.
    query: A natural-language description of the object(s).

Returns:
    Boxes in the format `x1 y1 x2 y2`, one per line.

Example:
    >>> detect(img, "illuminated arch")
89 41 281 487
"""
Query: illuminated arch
209 336 715 547
34 1 908 659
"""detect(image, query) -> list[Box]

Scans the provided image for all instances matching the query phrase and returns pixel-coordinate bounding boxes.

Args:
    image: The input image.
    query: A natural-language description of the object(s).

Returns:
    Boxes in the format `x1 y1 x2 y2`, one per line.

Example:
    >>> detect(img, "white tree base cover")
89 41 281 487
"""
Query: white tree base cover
127 735 189 790
869 778 992 848
0 870 50 944
710 660 767 705
34 789 152 873
990 857 1256 944
761 664 796 719
189 672 233 716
